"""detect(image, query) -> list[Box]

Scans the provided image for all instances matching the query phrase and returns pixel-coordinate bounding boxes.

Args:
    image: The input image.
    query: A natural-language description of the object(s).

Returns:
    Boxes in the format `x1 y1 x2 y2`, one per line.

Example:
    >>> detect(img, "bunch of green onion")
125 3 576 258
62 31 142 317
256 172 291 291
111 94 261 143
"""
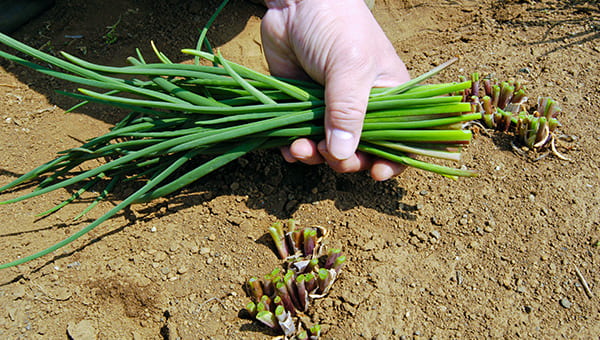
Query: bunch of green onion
0 29 479 269
463 74 563 150
245 220 343 338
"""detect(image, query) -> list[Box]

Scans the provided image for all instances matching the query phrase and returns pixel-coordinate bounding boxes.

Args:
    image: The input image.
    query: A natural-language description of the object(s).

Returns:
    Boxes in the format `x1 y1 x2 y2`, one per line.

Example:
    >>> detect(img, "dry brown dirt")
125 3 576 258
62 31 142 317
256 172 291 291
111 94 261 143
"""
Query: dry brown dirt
1 0 599 339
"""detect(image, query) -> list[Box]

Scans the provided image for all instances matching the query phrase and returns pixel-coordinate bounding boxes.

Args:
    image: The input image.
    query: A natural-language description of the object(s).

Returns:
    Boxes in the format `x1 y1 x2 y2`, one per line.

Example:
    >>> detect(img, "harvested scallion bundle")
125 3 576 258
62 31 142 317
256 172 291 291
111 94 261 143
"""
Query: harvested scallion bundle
0 31 478 269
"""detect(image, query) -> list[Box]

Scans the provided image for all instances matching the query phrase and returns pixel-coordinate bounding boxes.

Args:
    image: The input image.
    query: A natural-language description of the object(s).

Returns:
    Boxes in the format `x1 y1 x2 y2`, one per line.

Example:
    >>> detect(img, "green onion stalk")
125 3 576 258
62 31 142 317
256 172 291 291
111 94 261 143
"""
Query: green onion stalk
275 305 296 337
306 258 319 274
296 274 308 312
260 295 273 312
309 324 322 340
324 248 342 269
304 273 317 294
269 222 290 259
284 269 302 310
255 311 279 330
0 29 479 269
297 331 309 340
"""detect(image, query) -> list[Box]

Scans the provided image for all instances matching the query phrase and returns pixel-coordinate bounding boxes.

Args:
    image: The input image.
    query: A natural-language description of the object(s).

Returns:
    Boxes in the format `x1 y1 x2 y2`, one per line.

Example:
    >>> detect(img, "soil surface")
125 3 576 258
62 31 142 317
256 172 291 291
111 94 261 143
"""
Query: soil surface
1 0 599 339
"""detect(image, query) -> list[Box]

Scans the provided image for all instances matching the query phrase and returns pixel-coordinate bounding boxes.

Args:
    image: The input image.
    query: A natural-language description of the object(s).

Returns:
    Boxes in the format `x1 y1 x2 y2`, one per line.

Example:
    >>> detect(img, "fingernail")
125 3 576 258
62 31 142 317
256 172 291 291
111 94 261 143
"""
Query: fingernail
328 128 355 160
376 166 394 181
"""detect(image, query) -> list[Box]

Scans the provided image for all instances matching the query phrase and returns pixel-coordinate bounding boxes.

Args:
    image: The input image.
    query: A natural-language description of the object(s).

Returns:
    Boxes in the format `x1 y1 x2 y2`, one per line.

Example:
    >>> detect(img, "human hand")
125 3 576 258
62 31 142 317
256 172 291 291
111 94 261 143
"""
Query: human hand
261 0 411 180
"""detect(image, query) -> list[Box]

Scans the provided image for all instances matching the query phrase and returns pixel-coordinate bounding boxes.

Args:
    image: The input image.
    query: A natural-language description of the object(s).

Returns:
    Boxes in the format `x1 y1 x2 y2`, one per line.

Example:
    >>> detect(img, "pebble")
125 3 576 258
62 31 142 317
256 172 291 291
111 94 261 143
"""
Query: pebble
410 230 428 243
208 234 216 241
431 216 443 226
484 226 494 233
560 298 572 309
154 251 168 262
150 226 157 233
429 230 441 240
199 247 211 255
67 320 98 340
519 67 531 74
209 304 220 313
67 261 82 269
12 285 26 300
177 267 188 274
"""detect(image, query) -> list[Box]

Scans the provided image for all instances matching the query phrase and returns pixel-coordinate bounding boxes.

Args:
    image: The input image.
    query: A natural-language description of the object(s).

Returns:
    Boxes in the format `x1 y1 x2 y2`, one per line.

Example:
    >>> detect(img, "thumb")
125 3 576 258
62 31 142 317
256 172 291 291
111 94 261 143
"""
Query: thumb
324 66 374 161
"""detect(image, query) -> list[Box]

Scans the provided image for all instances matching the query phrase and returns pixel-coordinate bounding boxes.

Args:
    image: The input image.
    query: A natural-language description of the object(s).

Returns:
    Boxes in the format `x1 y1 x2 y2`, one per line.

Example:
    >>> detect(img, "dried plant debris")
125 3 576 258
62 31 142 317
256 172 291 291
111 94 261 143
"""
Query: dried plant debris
244 220 344 339
461 73 572 160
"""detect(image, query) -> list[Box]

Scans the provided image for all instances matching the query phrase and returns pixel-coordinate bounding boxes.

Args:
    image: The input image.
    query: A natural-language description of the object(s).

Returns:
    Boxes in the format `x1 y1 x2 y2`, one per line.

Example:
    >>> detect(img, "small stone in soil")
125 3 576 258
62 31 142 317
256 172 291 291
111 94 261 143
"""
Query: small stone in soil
67 320 98 340
559 298 572 309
